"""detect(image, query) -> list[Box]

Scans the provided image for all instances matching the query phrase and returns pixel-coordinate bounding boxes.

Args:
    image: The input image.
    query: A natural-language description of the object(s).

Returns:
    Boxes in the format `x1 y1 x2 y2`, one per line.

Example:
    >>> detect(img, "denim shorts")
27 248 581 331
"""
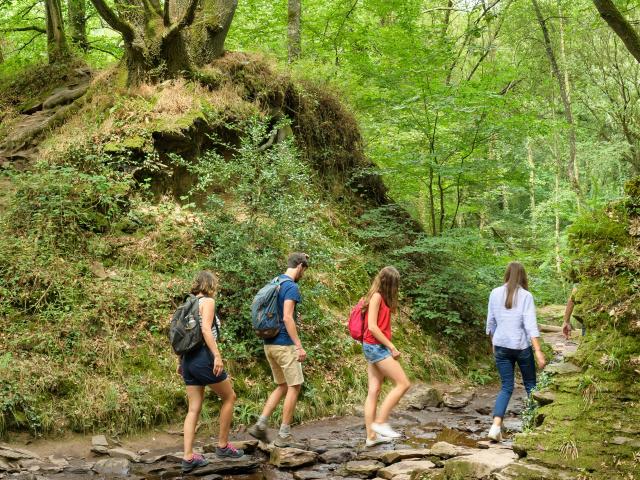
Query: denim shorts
181 345 228 386
362 343 392 364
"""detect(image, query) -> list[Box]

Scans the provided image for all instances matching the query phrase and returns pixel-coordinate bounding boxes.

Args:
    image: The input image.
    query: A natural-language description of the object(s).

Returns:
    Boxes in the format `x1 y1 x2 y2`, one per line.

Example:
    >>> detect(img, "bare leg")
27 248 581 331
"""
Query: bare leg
183 386 205 460
374 357 411 424
209 379 237 447
261 383 288 418
282 384 301 425
365 362 384 440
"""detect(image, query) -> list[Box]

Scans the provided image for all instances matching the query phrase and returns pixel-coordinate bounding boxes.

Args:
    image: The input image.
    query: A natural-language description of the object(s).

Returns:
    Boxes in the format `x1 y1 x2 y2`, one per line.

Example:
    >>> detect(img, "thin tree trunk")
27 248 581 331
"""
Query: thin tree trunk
68 0 88 51
46 0 71 63
442 0 453 37
532 0 582 200
554 158 562 274
429 166 437 236
527 138 536 234
287 0 301 62
438 174 445 234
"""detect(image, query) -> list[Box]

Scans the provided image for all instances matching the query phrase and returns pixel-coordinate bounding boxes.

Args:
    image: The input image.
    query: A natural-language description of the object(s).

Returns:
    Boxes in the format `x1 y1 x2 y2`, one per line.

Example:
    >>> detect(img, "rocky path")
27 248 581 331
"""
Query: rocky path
0 327 580 480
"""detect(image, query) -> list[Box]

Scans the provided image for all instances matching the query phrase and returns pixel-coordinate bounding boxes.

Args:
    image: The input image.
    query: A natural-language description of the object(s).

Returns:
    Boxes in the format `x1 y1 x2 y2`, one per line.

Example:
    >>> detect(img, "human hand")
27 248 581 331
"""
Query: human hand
390 345 401 359
535 349 546 369
562 321 572 340
296 347 307 362
176 363 183 376
213 356 224 376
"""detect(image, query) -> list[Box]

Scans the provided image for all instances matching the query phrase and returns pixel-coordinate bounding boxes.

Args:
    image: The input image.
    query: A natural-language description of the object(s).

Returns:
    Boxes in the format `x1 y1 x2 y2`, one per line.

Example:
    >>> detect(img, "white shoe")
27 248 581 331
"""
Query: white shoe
371 422 402 439
365 434 393 447
488 424 502 442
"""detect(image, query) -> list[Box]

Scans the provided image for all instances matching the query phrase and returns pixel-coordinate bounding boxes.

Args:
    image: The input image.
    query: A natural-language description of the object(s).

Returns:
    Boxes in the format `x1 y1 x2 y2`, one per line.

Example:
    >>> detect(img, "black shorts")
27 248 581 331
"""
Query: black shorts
181 345 228 386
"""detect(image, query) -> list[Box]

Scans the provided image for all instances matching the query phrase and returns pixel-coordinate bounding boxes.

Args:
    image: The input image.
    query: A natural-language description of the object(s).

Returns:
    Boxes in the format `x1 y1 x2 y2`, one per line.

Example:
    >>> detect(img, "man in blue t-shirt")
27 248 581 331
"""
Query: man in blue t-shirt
248 253 308 447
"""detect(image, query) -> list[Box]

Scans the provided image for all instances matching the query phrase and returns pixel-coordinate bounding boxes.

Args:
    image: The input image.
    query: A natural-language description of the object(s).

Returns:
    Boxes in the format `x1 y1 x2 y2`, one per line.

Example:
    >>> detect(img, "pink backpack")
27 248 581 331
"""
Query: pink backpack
348 299 367 342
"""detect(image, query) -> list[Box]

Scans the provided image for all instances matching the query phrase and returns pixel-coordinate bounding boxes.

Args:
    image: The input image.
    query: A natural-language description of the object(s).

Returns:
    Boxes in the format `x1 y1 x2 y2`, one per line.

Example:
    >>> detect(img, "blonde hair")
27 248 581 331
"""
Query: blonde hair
191 270 218 297
362 266 400 314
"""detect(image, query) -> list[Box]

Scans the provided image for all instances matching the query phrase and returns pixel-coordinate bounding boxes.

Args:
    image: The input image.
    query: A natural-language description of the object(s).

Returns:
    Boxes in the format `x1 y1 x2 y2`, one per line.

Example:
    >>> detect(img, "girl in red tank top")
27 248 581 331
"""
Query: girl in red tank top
360 266 411 446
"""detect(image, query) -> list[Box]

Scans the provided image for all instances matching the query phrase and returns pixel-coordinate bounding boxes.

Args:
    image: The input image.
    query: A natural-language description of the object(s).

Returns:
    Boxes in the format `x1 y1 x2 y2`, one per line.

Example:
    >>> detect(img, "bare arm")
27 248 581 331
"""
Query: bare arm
562 290 575 339
367 293 397 353
283 300 306 361
200 298 224 375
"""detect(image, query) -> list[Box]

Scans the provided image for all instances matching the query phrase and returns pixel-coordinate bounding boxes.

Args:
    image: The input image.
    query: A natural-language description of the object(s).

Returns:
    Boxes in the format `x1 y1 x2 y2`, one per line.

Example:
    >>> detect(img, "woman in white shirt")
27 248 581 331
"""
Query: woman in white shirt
486 262 546 441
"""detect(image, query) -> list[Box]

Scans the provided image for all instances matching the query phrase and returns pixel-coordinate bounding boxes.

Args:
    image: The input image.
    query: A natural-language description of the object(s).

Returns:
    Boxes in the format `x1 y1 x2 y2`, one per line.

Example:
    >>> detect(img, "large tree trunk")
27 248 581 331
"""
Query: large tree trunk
532 0 582 200
45 0 71 63
287 0 301 62
68 0 88 51
191 0 237 66
592 0 640 64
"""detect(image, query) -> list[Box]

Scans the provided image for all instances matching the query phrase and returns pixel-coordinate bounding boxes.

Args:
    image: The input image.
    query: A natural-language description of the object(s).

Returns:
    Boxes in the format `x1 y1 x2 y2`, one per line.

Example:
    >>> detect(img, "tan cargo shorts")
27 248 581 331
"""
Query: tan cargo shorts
264 344 304 386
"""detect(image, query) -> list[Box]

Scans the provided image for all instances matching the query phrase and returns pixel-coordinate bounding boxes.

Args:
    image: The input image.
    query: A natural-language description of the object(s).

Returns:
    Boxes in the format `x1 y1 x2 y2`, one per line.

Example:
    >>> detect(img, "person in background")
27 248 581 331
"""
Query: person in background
361 266 411 447
486 261 546 442
562 285 585 339
248 253 309 447
178 271 243 474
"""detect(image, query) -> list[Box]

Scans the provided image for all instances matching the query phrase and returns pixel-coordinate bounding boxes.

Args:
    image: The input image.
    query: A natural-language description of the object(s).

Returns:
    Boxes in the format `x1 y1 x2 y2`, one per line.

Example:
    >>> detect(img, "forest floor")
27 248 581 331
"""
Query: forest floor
0 326 580 480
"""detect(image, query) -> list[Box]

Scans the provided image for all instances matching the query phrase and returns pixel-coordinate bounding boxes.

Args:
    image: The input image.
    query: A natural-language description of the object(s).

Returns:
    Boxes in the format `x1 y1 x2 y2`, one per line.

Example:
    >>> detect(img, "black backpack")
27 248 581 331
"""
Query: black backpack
169 294 215 355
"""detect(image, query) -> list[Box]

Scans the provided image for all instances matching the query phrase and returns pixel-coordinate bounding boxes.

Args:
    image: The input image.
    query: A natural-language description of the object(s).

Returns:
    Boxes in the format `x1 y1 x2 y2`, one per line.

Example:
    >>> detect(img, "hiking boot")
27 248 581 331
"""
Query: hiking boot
181 453 208 473
372 422 402 439
215 443 244 458
248 423 270 443
365 434 393 447
274 433 306 449
487 424 502 442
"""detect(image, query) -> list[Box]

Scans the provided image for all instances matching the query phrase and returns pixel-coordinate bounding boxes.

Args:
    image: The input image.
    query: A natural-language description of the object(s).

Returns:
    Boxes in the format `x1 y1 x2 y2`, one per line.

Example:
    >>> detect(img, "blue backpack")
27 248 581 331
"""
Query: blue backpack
251 276 292 339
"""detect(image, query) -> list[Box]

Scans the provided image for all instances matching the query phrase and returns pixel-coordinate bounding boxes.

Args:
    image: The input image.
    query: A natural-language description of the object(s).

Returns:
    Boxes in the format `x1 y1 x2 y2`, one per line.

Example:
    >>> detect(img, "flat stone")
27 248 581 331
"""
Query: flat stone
204 439 258 454
344 460 385 476
379 449 432 465
294 470 329 480
532 390 555 406
91 446 109 455
444 448 517 479
400 384 443 410
443 389 475 409
378 460 436 479
270 447 319 468
0 458 17 472
611 436 640 448
0 446 40 461
141 454 167 464
108 447 141 462
91 435 109 447
356 451 389 461
93 458 131 476
320 449 356 464
390 475 411 480
492 460 575 479
430 442 474 459
545 362 581 375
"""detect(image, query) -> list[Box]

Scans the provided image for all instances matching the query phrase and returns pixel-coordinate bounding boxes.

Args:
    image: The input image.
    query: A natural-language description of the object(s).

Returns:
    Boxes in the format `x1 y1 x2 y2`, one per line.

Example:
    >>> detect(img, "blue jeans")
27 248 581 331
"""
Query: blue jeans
493 346 537 418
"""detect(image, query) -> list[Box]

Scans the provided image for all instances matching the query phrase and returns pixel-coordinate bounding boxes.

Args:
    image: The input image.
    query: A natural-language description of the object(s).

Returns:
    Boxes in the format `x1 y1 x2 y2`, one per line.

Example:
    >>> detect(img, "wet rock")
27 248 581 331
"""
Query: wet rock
198 455 260 475
344 460 385 477
92 434 109 447
443 389 475 409
379 449 432 464
93 458 131 476
320 449 356 464
400 384 443 410
430 442 474 459
610 436 640 448
294 469 329 480
532 390 555 406
270 447 319 468
444 448 517 479
378 460 436 479
545 362 581 375
356 451 389 462
492 461 575 479
108 447 142 462
0 446 40 461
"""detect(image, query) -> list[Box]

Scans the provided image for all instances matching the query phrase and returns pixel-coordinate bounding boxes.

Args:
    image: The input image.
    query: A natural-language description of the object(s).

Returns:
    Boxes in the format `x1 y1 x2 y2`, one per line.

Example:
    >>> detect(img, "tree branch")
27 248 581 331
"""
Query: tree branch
593 0 640 64
89 0 135 42
163 0 171 26
1 25 46 33
163 0 199 41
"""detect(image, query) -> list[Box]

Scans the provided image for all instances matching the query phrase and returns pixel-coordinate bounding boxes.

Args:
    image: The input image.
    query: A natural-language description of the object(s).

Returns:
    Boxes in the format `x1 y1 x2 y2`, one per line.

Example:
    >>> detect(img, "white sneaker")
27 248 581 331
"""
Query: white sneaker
371 422 402 439
488 424 502 442
365 434 393 447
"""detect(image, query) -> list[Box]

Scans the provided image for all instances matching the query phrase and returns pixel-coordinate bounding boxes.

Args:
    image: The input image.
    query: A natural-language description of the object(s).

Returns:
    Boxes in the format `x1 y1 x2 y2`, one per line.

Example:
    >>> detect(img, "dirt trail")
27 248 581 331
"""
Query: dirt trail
0 323 579 480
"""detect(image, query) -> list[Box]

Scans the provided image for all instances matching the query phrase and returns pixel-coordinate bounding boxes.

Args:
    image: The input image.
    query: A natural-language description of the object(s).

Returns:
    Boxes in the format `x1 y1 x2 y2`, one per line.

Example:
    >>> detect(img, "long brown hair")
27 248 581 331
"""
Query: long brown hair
362 266 400 314
504 261 528 309
191 270 218 297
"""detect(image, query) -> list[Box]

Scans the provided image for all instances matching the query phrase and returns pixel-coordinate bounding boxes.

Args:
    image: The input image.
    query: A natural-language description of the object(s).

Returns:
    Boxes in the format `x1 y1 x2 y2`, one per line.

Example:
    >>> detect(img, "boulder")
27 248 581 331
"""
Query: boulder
545 362 581 375
270 447 319 469
344 460 385 477
379 449 432 465
444 448 517 479
442 389 475 409
0 458 17 472
0 445 40 461
108 447 142 463
377 460 436 479
320 449 357 464
93 458 131 476
491 461 575 479
430 442 474 459
90 446 109 455
611 436 640 448
532 390 555 406
91 435 109 448
400 384 443 410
